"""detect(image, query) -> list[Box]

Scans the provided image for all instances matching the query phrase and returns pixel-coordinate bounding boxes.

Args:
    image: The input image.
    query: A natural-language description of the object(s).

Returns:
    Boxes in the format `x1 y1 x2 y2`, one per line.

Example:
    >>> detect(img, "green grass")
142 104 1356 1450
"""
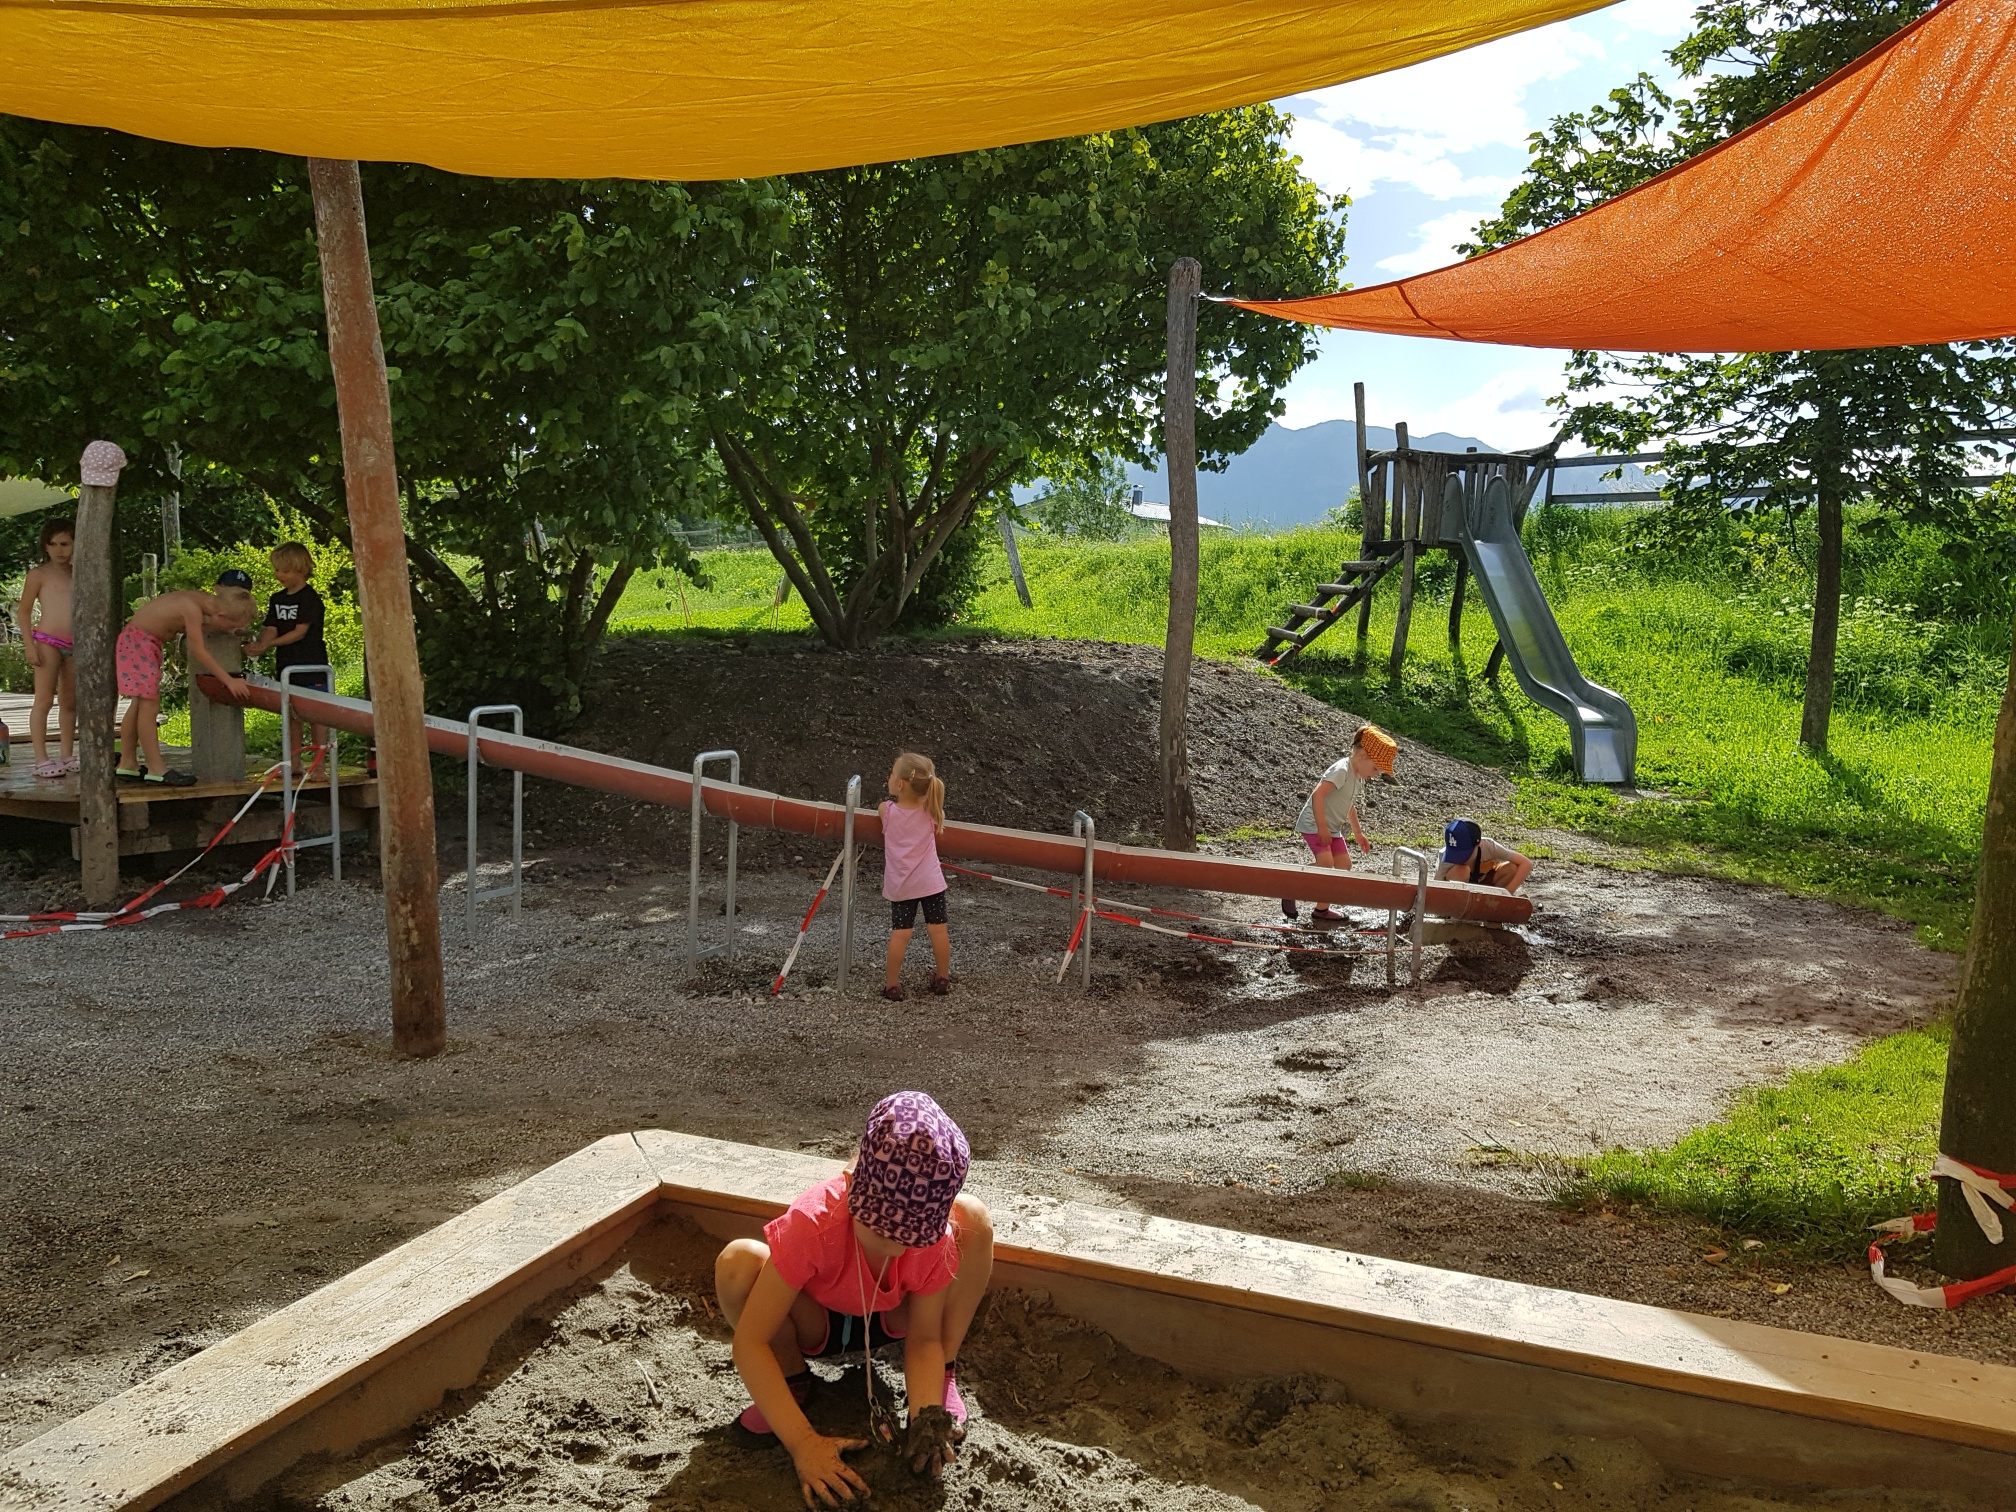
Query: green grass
948 524 1999 950
1555 1027 1948 1255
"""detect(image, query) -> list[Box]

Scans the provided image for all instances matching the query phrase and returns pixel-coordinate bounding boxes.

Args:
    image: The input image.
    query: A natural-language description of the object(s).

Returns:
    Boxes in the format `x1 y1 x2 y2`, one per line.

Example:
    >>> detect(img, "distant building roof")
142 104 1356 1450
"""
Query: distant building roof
1128 500 1227 528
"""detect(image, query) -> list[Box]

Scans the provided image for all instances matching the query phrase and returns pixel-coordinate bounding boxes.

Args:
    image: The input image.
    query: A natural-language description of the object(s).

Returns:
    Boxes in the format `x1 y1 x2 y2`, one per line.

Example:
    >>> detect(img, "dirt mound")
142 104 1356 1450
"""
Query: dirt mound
546 636 1509 855
270 1217 1954 1512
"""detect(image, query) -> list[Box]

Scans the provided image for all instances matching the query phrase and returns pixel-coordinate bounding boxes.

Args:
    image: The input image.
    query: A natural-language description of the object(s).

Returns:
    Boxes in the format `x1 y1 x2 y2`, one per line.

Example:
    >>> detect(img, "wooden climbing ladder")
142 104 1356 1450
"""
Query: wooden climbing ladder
1256 550 1400 666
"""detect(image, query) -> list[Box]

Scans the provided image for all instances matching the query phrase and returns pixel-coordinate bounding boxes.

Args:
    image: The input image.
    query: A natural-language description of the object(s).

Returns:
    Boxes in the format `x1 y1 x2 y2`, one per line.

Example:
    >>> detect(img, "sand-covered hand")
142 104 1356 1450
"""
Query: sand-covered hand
792 1433 870 1507
903 1404 963 1478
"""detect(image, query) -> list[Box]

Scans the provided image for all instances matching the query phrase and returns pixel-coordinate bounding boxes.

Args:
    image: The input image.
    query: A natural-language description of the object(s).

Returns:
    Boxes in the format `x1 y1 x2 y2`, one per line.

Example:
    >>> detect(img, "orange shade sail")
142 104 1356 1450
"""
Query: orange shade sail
0 0 1612 181
1230 0 2016 353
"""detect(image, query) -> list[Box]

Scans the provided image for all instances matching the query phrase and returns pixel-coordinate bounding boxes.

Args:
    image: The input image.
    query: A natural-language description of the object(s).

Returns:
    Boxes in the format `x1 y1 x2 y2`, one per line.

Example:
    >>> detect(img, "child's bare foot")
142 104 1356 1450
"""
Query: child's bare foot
881 984 905 1002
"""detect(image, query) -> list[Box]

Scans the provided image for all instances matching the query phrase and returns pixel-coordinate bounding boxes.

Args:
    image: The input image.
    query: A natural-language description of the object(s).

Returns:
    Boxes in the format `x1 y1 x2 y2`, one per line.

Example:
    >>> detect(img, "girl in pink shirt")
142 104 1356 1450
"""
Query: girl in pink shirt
879 751 951 1002
714 1091 996 1505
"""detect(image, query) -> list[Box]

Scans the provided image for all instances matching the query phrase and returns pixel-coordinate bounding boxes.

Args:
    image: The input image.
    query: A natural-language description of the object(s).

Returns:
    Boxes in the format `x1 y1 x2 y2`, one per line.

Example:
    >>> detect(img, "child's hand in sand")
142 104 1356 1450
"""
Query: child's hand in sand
790 1434 870 1507
903 1404 964 1478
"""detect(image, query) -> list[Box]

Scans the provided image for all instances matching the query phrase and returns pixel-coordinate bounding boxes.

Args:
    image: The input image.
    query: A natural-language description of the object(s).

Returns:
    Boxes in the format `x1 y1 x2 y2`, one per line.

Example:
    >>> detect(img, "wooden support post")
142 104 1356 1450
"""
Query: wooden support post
73 442 126 907
1159 256 1202 851
998 513 1033 609
1387 431 1418 682
1449 556 1469 643
190 631 245 782
1351 381 1377 642
308 157 446 1058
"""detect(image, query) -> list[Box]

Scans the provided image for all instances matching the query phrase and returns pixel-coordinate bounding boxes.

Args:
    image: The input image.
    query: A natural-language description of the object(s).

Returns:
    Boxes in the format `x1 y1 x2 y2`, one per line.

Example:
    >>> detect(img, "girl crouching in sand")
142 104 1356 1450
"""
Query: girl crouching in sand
716 1091 994 1506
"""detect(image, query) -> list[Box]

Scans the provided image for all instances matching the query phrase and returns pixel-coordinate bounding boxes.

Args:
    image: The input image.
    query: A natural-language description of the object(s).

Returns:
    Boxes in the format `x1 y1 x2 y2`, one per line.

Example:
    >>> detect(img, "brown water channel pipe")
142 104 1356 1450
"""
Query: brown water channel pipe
209 676 1530 925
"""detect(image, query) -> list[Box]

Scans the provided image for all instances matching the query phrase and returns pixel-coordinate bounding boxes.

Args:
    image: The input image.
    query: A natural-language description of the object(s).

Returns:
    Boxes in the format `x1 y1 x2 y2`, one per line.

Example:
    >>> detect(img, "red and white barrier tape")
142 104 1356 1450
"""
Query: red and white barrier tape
2 745 329 940
1054 907 1089 984
772 846 848 996
945 861 1383 942
1868 1156 2016 1309
1090 907 1367 959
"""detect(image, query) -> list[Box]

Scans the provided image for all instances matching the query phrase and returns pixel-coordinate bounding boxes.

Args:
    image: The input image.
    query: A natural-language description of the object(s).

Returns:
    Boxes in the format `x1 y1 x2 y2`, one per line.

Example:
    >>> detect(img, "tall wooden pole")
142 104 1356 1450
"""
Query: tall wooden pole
1159 257 1202 851
74 441 125 907
308 158 446 1058
1935 623 2016 1279
1352 382 1377 649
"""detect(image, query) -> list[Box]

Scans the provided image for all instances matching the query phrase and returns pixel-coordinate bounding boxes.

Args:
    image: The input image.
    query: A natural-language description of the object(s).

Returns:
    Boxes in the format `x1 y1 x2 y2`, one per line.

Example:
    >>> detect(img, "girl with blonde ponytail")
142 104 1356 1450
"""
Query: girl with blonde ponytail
880 752 951 1000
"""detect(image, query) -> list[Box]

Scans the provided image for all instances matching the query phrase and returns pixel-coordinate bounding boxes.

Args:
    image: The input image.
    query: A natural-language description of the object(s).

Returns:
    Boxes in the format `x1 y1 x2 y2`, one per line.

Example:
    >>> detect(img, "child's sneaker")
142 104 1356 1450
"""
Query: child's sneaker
929 974 952 996
942 1362 967 1425
881 984 905 1002
1280 899 1298 921
736 1371 814 1437
1310 906 1348 925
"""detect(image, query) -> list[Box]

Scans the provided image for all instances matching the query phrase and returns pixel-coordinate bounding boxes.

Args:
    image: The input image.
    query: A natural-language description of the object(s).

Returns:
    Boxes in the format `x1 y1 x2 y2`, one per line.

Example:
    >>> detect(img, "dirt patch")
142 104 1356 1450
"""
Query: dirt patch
0 635 1988 1488
267 1217 1960 1512
549 636 1509 856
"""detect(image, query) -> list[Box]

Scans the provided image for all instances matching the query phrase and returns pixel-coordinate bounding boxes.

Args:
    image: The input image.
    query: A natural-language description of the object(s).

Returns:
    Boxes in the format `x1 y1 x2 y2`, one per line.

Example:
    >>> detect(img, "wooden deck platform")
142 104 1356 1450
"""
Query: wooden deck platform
0 752 378 857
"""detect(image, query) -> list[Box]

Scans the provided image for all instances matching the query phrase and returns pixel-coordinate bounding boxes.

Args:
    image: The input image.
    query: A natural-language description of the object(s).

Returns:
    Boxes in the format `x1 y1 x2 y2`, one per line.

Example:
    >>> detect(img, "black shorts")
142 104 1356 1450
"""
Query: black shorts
808 1308 904 1359
890 890 948 930
282 668 331 694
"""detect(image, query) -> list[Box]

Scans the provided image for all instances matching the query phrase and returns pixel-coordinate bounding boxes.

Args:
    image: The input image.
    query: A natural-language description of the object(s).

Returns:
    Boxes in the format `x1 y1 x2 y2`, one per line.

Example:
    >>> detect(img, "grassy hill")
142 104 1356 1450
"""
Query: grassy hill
612 508 2004 949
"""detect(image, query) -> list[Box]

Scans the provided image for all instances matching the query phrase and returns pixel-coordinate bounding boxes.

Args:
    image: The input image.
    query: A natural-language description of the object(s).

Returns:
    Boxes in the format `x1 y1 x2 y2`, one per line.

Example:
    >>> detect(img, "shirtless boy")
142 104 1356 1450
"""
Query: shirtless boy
16 518 76 777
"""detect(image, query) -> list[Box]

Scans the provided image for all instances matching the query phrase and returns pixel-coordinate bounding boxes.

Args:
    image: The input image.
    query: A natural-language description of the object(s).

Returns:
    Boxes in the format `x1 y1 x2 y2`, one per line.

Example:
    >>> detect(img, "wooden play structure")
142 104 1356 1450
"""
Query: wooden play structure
1258 383 1639 785
5 1131 2013 1509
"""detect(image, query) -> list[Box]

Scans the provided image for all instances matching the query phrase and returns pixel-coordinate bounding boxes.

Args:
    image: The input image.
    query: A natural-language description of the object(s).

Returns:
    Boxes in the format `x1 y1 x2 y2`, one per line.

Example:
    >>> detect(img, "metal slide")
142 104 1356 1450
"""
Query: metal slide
1455 475 1637 785
209 677 1531 925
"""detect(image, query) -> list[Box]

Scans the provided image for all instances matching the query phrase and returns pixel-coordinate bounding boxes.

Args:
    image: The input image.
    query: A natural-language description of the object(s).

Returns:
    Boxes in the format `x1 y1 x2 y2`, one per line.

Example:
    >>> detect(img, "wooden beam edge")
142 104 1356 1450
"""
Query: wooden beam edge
0 1133 662 1512
634 1131 2016 1457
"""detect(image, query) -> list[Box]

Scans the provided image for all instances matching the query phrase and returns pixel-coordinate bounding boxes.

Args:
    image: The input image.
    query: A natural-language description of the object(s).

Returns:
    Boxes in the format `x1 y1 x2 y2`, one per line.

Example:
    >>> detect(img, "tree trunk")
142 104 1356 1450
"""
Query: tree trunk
1934 620 2016 1278
1799 476 1844 751
1159 257 1202 851
308 157 447 1059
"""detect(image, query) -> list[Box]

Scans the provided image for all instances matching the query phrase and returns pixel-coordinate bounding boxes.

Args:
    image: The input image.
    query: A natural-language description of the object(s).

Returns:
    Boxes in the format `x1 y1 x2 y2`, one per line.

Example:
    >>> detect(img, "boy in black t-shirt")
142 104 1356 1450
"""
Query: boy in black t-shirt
242 542 331 764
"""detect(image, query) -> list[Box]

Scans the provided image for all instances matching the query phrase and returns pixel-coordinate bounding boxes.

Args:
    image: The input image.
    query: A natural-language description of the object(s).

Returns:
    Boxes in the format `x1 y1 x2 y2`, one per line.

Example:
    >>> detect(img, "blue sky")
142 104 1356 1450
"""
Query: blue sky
1265 0 1698 448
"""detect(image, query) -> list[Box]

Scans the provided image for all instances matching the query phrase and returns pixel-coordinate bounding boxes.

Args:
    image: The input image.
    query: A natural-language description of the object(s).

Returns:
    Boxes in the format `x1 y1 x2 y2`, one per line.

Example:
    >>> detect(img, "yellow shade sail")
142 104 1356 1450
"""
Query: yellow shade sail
1 0 1613 179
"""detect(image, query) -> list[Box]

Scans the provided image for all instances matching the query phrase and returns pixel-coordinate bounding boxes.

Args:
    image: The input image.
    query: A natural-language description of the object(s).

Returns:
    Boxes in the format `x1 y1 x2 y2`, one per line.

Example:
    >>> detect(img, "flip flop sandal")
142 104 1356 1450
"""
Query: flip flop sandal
116 766 146 782
155 770 197 787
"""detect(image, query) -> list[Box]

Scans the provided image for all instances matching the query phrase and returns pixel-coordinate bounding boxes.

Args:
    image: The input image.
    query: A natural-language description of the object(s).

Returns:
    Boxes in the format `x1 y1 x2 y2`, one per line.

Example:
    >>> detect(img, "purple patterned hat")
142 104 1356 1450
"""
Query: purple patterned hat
849 1091 970 1247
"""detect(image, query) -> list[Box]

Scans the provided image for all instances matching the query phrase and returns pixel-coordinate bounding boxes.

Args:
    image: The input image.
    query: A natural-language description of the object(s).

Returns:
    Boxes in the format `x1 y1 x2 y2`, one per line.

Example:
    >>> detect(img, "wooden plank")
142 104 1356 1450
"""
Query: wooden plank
1355 459 1385 645
0 1134 662 1512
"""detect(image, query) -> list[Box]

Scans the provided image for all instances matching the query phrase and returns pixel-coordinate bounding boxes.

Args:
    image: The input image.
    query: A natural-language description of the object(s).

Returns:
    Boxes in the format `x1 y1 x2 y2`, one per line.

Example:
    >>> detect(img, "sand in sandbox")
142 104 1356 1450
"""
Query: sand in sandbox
265 1219 1969 1512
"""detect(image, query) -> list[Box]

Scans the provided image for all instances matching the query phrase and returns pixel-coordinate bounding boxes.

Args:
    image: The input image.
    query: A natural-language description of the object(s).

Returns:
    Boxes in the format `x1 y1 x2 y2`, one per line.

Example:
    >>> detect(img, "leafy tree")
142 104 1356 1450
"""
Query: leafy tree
711 108 1344 648
1027 456 1135 540
1472 0 2016 752
0 120 801 720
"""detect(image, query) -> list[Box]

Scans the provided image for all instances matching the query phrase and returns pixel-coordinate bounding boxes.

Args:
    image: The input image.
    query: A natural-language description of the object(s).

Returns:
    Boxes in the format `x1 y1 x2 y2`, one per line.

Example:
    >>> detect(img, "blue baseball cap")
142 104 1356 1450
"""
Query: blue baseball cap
1442 819 1482 866
215 568 254 589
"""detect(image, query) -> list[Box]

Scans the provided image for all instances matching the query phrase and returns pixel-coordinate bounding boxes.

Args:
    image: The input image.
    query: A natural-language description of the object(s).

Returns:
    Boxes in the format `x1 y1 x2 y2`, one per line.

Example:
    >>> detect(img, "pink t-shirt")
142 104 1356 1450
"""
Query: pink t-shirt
880 800 948 902
763 1174 959 1316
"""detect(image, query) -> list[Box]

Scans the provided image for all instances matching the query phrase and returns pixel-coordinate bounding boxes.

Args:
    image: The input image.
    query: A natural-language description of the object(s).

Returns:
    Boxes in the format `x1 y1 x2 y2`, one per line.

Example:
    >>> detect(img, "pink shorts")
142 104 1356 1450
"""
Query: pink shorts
116 625 165 700
1302 832 1352 858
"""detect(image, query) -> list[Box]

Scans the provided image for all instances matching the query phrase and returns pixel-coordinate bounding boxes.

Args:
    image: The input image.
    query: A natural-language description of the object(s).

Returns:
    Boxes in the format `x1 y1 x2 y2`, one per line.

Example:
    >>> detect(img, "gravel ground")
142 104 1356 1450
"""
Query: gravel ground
0 845 1994 1464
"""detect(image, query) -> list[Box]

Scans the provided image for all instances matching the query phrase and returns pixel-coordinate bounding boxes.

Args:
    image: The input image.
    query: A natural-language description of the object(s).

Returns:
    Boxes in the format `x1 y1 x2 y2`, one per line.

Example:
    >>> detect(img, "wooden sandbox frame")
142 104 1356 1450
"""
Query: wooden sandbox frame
5 1132 2014 1509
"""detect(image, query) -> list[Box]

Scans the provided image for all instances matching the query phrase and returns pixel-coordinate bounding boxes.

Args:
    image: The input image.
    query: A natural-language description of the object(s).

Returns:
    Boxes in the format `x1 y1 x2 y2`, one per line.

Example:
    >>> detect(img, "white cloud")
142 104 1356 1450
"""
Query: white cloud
1285 24 1606 203
1373 210 1491 276
1613 0 1699 35
1277 357 1581 449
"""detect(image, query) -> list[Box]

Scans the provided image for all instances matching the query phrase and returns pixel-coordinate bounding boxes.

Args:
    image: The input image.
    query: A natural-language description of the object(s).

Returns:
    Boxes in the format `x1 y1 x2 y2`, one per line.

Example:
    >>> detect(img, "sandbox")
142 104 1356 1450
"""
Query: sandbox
4 1133 2013 1511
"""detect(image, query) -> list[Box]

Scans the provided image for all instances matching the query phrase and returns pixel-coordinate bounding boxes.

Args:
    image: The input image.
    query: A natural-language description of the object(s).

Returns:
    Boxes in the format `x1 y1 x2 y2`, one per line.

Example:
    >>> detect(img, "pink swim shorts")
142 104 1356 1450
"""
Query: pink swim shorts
116 624 165 700
1302 832 1352 858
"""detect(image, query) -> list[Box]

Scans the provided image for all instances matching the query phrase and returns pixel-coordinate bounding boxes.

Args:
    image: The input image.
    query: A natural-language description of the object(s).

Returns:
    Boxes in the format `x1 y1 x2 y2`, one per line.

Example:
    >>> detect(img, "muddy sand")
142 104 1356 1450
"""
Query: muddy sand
270 1218 1960 1512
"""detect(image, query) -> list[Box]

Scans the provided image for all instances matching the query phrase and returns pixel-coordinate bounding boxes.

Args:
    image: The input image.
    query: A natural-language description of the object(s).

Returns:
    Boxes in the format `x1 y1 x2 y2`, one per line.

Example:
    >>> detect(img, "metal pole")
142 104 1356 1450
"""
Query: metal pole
466 710 481 933
838 775 861 989
282 674 298 898
1073 810 1095 988
1389 846 1430 988
464 705 524 931
689 750 739 971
